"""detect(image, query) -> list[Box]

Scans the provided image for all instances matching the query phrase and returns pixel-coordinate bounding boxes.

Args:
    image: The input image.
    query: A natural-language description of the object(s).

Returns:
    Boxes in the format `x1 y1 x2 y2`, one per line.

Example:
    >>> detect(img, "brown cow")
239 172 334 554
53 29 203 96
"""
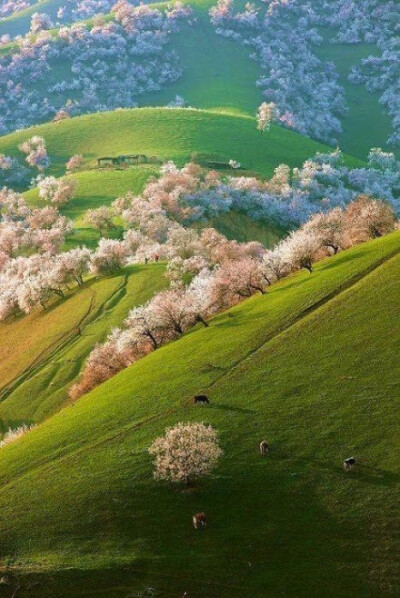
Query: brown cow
192 513 207 529
260 441 269 456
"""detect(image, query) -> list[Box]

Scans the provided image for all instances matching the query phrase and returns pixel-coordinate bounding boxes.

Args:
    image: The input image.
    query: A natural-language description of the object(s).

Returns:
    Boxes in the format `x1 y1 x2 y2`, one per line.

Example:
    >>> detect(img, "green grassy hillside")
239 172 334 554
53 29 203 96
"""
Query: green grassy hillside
0 0 393 159
0 263 166 426
0 230 398 597
0 107 360 179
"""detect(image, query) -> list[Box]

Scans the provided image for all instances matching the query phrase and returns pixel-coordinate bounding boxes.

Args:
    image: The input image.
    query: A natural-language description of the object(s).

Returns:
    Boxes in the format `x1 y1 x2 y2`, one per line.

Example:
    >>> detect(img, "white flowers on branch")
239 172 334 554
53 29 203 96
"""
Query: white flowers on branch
149 422 222 485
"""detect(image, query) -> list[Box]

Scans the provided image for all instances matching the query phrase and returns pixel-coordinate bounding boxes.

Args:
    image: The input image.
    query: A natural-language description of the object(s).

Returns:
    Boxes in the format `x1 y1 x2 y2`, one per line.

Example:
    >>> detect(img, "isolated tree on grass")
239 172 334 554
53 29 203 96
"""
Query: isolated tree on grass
149 422 222 486
257 102 279 134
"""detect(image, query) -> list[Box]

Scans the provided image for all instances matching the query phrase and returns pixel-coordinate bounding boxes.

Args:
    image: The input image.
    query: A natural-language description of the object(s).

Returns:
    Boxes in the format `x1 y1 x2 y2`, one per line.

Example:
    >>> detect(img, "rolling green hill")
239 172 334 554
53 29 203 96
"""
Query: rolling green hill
0 0 393 159
0 107 360 179
0 263 166 427
0 230 398 597
3 106 354 248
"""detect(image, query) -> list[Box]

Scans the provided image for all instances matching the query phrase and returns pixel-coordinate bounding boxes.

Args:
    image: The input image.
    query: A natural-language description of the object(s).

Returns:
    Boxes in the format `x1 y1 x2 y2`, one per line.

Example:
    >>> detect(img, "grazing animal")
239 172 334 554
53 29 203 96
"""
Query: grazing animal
192 512 207 529
260 441 269 456
194 394 210 404
343 457 356 471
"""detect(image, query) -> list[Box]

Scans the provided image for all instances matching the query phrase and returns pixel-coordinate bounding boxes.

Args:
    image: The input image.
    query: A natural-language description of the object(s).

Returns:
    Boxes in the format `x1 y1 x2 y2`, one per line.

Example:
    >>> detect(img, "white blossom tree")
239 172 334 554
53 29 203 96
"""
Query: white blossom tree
257 102 279 133
149 422 222 485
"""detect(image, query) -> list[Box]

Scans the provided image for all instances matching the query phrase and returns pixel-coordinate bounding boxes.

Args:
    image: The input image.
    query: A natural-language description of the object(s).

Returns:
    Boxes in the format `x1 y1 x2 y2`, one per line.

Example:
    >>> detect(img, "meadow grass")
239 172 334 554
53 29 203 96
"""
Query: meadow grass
0 263 166 426
0 231 398 596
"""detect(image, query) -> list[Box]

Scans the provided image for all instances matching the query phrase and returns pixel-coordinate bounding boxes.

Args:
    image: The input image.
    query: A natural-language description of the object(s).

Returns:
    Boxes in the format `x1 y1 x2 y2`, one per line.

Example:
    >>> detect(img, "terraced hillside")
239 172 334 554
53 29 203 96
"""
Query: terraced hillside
0 263 166 426
0 230 399 597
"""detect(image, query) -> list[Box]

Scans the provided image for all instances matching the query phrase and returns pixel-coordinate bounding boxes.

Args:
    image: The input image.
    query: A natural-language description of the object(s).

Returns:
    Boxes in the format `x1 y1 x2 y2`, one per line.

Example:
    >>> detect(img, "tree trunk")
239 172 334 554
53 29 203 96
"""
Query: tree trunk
196 315 209 327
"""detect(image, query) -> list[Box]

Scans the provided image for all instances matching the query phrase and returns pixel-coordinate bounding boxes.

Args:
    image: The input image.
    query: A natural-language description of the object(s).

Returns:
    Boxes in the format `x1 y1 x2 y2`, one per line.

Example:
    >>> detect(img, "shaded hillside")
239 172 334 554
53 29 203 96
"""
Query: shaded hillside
0 230 398 597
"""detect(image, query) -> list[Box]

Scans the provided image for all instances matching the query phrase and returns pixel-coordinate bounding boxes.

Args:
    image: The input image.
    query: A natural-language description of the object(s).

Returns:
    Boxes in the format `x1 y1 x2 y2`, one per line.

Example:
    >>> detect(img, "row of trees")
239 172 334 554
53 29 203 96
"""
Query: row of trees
0 2 192 135
102 151 400 233
70 194 396 399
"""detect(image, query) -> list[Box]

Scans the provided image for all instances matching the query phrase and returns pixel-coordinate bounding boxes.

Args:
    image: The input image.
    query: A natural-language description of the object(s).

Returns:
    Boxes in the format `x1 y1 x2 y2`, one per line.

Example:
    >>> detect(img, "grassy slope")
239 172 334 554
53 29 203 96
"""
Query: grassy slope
0 263 166 426
24 167 159 249
316 37 393 159
1 106 349 248
0 230 398 597
0 0 392 159
0 108 358 178
0 0 65 39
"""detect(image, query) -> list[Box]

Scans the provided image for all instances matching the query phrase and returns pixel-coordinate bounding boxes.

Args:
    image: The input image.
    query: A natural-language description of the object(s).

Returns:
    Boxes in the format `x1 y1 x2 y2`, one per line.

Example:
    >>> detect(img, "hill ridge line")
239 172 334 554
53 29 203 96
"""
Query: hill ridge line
0 242 398 494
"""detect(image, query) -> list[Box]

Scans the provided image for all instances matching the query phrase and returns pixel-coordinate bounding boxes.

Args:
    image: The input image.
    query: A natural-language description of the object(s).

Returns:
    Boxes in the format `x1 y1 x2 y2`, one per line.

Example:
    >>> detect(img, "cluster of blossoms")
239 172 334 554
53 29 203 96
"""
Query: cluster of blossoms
209 0 347 144
0 423 35 448
0 0 31 18
18 136 50 171
0 153 30 187
37 176 77 205
0 246 92 318
0 136 51 189
108 151 400 232
0 1 192 134
0 187 72 266
70 184 396 399
342 1 400 146
149 422 223 485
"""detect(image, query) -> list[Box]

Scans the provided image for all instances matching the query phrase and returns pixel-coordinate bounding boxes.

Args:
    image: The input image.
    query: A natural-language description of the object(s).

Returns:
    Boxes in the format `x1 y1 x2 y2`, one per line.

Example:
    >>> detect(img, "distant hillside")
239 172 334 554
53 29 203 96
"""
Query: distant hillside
0 230 398 597
0 0 394 159
0 107 362 179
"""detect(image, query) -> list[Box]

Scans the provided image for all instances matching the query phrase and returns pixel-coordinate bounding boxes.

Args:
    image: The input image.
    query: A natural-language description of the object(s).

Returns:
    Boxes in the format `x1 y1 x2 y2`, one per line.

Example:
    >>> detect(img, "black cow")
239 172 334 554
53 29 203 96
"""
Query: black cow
194 394 210 404
343 457 356 471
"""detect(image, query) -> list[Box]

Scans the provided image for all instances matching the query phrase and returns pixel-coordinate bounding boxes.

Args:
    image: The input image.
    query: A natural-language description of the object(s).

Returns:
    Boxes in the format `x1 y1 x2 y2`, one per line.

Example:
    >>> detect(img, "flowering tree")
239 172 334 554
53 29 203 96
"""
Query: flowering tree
303 208 345 254
38 177 77 205
279 229 322 274
66 154 84 173
344 195 395 243
90 239 129 274
257 102 279 133
19 136 50 171
85 206 115 236
149 422 222 485
30 12 53 33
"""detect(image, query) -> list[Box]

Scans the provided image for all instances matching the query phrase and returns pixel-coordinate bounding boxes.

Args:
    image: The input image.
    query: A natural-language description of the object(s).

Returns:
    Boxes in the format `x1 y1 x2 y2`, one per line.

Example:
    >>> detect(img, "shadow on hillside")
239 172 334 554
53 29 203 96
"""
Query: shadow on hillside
2 470 383 598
